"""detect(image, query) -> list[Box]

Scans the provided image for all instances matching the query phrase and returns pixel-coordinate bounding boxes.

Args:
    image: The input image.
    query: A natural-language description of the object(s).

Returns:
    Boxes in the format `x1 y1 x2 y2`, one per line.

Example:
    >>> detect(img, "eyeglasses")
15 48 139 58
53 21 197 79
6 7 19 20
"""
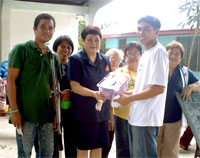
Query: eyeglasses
127 52 140 57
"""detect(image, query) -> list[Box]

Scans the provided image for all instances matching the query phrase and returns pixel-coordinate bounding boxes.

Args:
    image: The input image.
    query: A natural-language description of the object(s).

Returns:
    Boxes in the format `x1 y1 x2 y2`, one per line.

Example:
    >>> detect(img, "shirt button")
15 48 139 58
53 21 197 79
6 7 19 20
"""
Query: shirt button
40 54 42 56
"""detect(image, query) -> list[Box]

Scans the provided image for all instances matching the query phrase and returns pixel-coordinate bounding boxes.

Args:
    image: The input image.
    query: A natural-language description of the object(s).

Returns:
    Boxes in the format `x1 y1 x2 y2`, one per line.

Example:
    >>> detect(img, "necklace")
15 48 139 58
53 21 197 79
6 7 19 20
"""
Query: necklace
61 65 66 77
40 47 47 50
128 69 135 88
39 46 47 52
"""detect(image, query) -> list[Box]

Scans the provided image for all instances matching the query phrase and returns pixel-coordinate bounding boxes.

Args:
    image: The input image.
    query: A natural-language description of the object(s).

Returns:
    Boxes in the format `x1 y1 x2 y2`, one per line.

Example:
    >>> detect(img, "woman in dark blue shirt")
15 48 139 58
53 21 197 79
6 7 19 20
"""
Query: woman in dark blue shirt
157 41 200 158
68 25 111 158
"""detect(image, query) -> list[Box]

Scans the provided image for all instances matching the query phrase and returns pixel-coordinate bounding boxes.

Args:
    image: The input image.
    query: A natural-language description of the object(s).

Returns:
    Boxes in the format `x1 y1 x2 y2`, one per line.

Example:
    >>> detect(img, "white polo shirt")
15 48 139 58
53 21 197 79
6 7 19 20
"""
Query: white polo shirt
128 42 169 127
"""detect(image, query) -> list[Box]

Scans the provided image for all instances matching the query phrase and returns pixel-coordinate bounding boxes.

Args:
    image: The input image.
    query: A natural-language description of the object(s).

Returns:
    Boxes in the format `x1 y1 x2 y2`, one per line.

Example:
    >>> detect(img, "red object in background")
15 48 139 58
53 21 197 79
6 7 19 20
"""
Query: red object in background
0 78 6 116
0 111 6 117
180 126 194 150
2 78 7 87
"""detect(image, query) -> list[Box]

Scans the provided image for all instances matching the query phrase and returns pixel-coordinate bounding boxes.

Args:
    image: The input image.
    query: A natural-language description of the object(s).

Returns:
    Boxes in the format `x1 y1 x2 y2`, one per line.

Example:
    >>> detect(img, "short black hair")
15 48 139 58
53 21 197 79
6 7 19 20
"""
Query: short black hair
81 25 102 40
138 15 161 29
34 13 56 28
124 41 142 59
53 35 74 53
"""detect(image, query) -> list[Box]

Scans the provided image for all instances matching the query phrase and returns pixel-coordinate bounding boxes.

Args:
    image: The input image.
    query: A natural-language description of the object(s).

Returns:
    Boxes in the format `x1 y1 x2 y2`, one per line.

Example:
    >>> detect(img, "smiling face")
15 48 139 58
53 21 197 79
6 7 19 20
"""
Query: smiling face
57 40 72 64
108 52 121 71
82 34 101 54
137 22 159 49
33 18 55 43
126 47 141 66
168 47 182 69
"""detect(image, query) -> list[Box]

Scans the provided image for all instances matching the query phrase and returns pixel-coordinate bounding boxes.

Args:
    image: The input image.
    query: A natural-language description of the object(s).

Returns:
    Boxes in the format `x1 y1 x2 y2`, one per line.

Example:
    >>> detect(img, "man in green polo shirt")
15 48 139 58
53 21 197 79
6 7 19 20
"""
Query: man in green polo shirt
7 13 59 158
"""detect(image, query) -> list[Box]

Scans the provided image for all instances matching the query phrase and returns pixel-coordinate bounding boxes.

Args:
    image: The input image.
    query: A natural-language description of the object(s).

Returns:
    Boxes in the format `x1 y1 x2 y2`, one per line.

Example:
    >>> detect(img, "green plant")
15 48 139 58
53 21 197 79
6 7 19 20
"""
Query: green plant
179 0 200 68
99 23 112 54
78 16 86 51
77 16 114 53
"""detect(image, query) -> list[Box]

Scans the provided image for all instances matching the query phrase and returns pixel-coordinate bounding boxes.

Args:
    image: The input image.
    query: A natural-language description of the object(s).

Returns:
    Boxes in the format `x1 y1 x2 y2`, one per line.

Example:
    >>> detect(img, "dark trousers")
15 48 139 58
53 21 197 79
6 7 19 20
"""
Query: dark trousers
114 115 130 158
53 131 63 158
180 126 193 148
102 130 114 158
62 109 77 158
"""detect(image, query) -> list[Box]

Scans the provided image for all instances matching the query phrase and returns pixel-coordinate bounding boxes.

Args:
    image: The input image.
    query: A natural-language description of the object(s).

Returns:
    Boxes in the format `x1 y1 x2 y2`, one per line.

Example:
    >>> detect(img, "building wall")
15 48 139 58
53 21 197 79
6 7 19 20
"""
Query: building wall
105 34 196 51
9 9 77 51
1 0 88 61
194 72 200 80
104 33 200 75
0 0 114 62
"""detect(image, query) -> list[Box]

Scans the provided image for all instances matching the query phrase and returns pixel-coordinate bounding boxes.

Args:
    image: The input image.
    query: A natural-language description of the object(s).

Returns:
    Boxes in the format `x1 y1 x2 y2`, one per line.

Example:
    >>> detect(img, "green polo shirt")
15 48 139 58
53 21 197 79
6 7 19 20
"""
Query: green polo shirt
8 40 60 123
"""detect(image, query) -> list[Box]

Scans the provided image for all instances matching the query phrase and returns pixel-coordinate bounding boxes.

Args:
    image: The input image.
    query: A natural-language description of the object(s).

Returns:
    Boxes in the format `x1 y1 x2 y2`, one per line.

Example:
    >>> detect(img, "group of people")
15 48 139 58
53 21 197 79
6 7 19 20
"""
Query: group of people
6 12 200 158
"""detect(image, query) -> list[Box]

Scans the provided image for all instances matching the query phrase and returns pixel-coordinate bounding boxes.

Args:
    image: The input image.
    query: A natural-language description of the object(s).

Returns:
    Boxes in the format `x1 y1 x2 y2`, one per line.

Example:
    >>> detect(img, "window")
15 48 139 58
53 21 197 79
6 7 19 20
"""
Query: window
119 39 127 52
177 36 200 71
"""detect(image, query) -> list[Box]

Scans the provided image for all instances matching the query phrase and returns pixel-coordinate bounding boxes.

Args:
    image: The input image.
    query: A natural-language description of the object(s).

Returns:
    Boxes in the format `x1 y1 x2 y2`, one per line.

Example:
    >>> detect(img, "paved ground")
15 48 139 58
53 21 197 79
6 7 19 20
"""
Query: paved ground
108 134 197 158
0 115 197 158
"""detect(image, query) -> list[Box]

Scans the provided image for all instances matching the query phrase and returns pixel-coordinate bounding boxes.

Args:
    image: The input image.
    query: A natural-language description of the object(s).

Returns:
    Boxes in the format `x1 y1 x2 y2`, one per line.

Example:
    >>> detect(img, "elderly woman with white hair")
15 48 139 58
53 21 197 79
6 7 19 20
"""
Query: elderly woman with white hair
102 48 123 158
105 48 124 71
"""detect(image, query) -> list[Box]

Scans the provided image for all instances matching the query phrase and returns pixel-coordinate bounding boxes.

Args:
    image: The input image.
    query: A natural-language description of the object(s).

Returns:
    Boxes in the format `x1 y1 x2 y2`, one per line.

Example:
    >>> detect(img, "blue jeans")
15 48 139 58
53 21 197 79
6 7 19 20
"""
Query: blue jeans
114 115 130 158
16 131 26 158
128 124 159 158
16 131 39 158
16 121 54 158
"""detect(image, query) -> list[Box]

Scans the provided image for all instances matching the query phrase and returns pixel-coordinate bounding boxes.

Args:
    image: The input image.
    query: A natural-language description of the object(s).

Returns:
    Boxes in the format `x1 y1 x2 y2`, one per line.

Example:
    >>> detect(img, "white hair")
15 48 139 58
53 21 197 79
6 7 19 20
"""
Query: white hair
105 48 124 61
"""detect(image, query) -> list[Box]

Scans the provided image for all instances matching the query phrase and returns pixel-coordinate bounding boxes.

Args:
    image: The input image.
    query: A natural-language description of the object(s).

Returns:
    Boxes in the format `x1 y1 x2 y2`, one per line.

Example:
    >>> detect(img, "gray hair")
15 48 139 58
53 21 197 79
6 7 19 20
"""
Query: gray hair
105 48 124 61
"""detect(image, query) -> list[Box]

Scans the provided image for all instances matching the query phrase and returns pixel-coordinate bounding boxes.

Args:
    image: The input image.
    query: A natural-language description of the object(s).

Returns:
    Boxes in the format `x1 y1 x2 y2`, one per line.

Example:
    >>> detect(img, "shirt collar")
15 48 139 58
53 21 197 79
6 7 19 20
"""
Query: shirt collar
28 40 51 53
176 64 182 71
171 64 182 80
81 49 103 62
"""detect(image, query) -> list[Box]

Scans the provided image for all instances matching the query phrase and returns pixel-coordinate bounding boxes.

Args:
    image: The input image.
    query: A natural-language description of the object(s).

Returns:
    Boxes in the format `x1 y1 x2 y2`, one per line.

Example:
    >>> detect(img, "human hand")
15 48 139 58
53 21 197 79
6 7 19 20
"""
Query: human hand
113 94 130 105
108 119 114 131
180 85 193 101
60 89 71 100
11 111 23 129
125 90 133 95
93 91 107 102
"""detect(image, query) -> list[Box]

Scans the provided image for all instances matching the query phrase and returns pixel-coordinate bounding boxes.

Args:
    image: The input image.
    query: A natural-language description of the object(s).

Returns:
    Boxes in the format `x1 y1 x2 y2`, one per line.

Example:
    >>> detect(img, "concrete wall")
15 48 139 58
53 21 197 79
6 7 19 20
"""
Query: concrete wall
0 0 114 62
9 9 77 51
1 0 88 61
86 0 113 25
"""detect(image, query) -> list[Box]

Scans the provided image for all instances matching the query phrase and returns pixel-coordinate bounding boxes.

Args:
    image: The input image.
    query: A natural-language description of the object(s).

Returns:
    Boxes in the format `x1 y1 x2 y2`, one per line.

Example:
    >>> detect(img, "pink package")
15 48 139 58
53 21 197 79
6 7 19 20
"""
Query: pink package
97 72 129 100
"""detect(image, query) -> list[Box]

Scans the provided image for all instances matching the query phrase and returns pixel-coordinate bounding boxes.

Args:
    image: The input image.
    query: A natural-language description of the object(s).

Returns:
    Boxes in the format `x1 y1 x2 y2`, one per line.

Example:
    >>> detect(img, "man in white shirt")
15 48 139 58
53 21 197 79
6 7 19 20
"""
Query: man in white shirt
115 15 169 157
